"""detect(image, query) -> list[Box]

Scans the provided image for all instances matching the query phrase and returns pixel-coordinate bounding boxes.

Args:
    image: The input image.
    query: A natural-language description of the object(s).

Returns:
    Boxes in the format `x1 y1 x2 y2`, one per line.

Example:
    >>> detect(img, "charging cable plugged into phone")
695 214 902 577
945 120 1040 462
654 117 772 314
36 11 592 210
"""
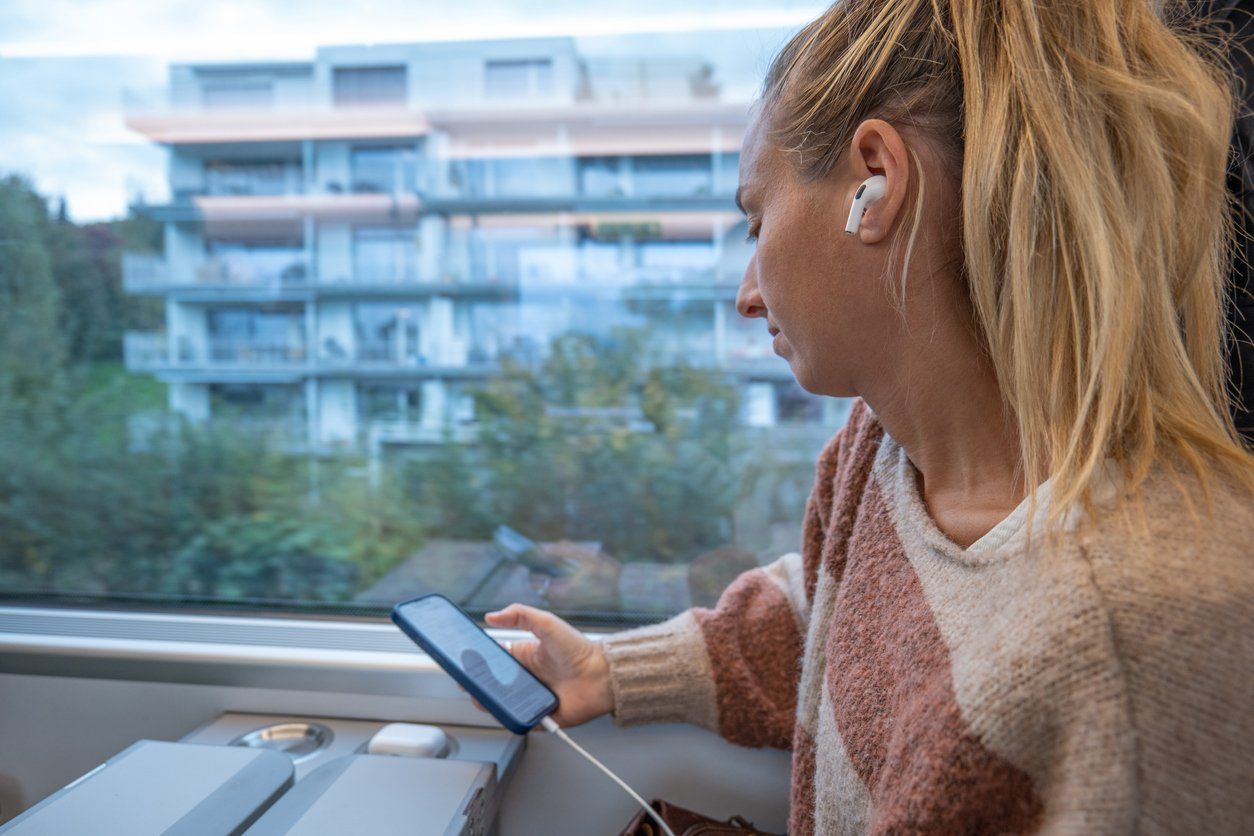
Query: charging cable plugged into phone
391 594 676 836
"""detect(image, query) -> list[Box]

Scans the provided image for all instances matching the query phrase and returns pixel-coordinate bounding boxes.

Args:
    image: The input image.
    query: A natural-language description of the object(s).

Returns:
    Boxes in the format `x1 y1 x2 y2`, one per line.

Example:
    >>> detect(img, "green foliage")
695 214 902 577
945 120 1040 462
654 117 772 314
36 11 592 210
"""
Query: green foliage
411 328 743 564
0 413 427 602
0 175 68 426
0 179 425 603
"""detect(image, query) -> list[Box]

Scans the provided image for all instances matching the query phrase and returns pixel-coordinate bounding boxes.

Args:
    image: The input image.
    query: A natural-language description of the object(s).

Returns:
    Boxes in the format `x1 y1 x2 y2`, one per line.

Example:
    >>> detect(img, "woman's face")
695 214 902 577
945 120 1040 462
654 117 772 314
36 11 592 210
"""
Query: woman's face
733 111 948 398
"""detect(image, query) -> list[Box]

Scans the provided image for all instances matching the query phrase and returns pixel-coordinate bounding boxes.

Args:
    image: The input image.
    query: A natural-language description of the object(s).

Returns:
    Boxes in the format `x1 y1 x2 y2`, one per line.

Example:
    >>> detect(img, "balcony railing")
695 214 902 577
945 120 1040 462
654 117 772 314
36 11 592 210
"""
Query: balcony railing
124 331 168 371
364 419 478 447
204 166 302 197
207 339 307 365
126 332 308 369
197 257 309 286
123 252 310 290
122 254 171 291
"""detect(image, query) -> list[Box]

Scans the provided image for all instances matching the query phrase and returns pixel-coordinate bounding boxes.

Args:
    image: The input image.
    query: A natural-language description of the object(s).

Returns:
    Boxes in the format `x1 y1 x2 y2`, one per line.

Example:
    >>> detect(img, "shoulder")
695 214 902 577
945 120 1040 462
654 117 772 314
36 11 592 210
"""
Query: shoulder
1077 462 1254 705
1080 463 1253 596
1075 462 1254 823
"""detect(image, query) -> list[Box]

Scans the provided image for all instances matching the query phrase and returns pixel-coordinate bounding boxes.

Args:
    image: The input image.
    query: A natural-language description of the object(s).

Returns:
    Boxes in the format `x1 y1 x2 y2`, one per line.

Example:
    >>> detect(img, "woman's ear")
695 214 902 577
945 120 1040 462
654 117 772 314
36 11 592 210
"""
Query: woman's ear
847 119 911 245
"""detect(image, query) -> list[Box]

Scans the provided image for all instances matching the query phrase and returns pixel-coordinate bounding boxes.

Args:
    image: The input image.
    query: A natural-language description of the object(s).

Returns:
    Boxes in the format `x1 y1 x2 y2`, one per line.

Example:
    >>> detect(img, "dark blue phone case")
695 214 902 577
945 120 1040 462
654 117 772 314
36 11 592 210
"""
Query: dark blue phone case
391 593 559 735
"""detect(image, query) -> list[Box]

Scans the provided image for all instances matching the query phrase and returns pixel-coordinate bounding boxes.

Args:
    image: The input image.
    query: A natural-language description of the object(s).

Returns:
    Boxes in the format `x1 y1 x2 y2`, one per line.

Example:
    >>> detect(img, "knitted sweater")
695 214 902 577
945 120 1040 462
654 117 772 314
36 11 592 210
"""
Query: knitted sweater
601 400 1254 834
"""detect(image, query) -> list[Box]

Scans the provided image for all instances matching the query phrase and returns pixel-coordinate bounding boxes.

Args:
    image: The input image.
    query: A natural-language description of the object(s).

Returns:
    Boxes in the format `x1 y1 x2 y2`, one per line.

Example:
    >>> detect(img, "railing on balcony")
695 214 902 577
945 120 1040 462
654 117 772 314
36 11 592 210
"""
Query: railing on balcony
352 341 473 367
204 164 302 197
206 339 307 365
364 419 478 447
198 256 309 286
122 254 171 291
123 252 310 290
123 331 168 370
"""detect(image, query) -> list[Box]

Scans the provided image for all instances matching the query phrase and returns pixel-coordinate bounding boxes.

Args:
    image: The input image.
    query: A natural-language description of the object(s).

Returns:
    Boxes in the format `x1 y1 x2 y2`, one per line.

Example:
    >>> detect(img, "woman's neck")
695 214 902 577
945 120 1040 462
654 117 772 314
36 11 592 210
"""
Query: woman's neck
860 328 1027 547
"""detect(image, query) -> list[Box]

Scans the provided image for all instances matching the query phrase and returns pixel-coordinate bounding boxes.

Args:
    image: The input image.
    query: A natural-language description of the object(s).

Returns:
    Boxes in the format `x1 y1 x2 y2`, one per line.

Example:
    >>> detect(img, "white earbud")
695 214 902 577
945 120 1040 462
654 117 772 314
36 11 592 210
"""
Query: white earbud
844 175 888 235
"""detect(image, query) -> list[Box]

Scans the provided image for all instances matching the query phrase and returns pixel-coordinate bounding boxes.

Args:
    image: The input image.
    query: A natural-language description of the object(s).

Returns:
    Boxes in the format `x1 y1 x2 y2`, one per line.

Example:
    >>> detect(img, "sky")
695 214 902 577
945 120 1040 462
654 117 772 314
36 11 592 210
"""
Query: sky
0 0 826 223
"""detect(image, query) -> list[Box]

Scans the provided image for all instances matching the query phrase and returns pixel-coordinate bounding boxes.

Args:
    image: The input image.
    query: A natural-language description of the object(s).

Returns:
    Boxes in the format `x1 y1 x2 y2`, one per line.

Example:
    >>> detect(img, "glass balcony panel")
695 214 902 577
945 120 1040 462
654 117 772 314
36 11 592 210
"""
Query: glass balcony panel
204 161 300 196
632 154 715 197
202 243 308 285
350 147 418 193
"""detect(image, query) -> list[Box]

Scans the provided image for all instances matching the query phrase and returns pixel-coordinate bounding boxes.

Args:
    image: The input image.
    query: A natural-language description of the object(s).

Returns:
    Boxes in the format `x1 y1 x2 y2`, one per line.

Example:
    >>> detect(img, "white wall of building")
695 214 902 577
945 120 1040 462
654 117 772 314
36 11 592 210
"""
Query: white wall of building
317 379 358 445
168 301 206 362
316 221 353 283
316 302 355 362
315 142 352 197
169 382 209 422
165 224 202 283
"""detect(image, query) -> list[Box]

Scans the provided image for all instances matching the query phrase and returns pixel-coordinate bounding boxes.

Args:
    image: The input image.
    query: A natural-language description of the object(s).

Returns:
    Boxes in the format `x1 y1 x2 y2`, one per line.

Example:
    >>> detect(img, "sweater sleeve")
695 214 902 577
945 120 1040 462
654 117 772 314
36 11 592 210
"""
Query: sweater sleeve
596 410 862 751
601 550 810 749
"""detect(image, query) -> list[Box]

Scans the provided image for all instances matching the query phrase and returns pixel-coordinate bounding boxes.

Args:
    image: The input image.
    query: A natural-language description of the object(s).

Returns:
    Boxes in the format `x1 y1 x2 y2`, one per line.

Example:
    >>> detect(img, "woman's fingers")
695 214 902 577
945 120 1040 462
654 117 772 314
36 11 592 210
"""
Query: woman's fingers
485 603 560 639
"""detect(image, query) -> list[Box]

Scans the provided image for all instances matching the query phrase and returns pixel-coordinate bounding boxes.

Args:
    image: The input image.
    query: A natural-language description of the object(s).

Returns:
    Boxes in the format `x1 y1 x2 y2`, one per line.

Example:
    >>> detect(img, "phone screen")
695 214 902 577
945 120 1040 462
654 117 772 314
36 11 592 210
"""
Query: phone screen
392 594 558 732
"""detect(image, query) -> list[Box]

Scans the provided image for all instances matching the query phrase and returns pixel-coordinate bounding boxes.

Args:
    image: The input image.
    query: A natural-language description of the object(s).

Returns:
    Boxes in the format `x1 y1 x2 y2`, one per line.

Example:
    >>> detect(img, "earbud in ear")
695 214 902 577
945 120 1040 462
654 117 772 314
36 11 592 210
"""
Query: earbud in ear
844 175 888 235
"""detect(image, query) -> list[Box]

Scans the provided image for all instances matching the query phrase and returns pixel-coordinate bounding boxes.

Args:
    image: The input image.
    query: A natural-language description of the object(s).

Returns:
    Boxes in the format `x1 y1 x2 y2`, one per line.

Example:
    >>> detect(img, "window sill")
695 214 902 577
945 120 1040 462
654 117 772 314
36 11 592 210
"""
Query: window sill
0 605 551 703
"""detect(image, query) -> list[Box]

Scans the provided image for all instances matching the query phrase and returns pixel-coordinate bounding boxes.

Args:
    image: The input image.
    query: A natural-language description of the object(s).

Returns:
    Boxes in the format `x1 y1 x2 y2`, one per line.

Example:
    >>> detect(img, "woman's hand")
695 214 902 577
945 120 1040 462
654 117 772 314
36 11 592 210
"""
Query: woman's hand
485 603 614 728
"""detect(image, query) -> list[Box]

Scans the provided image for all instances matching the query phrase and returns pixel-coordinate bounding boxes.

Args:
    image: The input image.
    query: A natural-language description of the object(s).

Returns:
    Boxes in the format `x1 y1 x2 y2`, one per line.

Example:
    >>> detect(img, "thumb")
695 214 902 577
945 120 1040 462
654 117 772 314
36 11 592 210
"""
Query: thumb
485 604 563 641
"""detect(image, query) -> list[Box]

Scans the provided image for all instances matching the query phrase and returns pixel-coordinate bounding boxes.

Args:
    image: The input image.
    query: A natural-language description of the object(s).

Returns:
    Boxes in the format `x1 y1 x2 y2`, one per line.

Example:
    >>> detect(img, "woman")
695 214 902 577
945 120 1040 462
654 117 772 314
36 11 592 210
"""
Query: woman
488 0 1254 832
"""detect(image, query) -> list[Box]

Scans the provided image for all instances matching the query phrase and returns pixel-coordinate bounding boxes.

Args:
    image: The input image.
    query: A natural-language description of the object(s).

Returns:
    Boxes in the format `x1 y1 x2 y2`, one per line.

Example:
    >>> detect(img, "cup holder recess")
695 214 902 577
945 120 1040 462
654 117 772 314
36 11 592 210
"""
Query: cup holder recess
229 722 334 764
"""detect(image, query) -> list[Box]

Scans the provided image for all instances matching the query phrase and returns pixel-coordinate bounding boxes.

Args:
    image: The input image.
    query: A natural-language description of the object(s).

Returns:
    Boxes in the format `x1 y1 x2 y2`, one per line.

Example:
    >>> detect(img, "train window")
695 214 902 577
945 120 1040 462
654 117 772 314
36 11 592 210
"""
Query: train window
0 1 846 626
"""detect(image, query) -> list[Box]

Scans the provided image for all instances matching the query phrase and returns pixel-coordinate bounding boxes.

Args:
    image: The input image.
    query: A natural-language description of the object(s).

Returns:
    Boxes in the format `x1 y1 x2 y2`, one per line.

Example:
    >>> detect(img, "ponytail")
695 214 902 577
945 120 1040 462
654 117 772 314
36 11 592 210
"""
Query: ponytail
761 0 1254 523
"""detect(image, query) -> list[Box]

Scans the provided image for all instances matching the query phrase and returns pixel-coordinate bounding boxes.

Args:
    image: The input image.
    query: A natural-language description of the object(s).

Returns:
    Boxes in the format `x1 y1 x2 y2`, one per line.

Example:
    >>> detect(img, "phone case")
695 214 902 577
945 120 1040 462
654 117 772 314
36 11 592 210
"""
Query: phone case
391 593 559 735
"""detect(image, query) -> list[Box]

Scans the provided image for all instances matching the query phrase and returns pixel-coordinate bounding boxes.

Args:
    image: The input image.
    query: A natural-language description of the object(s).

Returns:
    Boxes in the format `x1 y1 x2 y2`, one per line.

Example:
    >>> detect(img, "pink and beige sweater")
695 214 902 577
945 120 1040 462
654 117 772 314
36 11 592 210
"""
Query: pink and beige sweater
601 400 1254 834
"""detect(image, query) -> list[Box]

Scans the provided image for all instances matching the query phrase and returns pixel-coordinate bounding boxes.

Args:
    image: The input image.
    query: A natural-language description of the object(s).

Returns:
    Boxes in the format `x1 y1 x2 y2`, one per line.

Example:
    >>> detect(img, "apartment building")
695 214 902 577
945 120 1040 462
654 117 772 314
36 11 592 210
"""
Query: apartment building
122 32 847 453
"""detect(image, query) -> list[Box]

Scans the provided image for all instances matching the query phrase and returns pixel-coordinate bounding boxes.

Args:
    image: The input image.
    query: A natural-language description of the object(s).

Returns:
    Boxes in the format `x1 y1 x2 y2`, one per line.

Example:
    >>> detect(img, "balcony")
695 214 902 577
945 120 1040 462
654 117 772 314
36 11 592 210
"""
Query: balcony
206 339 307 365
122 253 172 292
123 252 310 293
124 331 309 377
197 256 309 286
363 419 478 448
123 87 432 145
204 164 303 197
123 331 168 371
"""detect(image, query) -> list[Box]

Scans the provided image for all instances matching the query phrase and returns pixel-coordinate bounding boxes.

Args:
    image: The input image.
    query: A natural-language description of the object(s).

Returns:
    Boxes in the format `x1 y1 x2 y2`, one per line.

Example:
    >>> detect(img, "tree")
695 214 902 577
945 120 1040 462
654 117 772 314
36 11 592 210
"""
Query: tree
0 175 67 426
413 326 742 565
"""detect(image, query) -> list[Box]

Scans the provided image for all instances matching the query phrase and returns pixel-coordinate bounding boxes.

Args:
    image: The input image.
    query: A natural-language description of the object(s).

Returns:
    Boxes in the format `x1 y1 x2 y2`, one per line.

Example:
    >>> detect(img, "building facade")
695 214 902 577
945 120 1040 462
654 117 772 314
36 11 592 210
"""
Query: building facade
122 32 847 454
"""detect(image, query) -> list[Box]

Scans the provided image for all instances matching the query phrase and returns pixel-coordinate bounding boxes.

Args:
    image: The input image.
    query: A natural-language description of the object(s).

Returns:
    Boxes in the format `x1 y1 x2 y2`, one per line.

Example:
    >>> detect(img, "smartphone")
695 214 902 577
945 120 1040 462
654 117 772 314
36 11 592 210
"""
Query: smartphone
391 593 559 734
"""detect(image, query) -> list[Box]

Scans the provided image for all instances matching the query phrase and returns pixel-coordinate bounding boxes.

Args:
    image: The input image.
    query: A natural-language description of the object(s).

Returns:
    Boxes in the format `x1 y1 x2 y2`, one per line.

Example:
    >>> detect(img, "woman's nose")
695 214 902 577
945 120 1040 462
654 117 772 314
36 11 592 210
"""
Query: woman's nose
735 256 766 319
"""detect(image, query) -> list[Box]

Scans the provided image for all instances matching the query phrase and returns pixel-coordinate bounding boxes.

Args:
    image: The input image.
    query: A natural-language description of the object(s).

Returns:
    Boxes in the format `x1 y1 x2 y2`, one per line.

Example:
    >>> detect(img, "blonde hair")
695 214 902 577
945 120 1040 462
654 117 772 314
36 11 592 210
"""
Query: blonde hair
761 0 1254 523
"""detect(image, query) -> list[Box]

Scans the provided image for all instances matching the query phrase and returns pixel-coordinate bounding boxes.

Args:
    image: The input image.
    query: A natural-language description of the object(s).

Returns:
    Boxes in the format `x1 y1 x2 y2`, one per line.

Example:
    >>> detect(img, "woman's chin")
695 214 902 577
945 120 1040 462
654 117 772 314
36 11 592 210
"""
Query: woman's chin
788 357 850 398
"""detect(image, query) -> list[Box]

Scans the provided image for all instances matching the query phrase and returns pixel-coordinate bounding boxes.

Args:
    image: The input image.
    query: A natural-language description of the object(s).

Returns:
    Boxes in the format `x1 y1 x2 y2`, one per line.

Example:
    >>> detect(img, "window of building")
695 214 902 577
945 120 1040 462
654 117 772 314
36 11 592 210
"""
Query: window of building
202 81 274 109
352 226 419 284
484 58 554 99
350 145 418 193
358 384 422 423
632 154 715 197
354 304 422 364
204 159 299 196
333 65 407 106
578 156 624 197
204 237 307 285
206 306 306 363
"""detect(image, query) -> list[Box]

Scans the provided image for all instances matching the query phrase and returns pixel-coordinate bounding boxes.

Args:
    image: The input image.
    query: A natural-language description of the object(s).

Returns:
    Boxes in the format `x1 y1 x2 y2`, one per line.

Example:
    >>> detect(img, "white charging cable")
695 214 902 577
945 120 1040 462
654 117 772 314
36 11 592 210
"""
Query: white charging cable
540 716 676 836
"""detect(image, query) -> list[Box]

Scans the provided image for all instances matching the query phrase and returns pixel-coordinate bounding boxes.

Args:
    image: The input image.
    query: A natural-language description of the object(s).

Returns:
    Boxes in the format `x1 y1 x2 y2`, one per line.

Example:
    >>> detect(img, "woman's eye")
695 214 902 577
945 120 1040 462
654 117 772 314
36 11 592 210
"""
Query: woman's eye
745 226 759 244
